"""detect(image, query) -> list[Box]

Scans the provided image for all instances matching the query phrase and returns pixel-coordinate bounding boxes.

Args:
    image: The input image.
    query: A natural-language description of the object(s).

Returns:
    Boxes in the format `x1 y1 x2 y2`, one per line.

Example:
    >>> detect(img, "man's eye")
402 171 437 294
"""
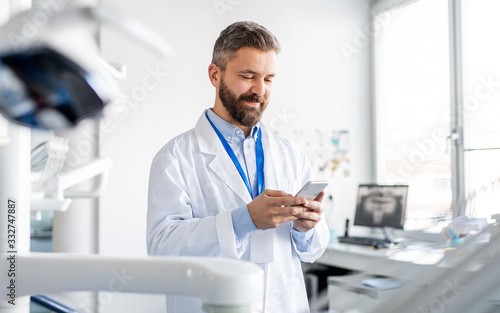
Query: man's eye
241 75 253 79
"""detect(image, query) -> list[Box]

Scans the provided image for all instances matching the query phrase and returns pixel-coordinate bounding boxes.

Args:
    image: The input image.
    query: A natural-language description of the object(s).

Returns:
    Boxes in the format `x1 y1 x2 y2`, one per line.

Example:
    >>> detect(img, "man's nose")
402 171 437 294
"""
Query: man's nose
251 79 266 96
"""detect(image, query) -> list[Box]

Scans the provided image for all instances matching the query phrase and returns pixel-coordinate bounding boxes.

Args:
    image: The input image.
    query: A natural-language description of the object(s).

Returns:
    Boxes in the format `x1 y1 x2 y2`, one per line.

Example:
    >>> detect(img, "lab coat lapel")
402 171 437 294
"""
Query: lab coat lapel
261 124 285 190
209 153 252 203
250 125 284 264
194 112 252 204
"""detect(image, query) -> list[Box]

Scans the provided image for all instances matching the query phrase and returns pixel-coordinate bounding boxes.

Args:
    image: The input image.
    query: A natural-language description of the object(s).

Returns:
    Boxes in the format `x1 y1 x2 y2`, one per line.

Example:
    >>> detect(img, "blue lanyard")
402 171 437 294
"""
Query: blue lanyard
206 113 264 199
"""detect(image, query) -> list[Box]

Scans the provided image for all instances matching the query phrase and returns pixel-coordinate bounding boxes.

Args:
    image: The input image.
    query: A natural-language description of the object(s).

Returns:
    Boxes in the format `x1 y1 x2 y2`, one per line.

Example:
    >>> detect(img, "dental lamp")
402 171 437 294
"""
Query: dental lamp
0 3 173 130
0 4 264 313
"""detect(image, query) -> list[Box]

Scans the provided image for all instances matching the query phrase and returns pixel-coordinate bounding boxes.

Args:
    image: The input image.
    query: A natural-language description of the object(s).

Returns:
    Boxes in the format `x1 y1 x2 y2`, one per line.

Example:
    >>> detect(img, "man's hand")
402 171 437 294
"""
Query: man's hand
248 190 310 230
293 191 324 232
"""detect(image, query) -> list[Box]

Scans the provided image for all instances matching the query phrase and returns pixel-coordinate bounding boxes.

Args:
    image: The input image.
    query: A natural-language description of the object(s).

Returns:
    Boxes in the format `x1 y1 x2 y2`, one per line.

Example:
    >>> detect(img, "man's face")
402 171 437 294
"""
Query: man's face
215 47 277 128
218 75 268 128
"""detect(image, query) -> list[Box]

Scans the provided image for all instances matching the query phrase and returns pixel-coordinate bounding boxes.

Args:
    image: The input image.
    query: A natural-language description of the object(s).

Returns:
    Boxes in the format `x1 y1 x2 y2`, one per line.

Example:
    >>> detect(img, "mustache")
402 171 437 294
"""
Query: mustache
239 93 265 104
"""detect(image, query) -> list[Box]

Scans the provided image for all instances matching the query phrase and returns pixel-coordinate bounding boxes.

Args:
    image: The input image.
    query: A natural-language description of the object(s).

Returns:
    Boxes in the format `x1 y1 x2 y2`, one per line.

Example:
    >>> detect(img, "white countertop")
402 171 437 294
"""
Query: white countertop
316 240 446 279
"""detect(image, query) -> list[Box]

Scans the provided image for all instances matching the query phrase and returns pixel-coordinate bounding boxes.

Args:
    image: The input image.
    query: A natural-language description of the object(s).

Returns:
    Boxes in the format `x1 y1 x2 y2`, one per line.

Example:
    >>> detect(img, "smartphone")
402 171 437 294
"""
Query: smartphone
294 181 329 200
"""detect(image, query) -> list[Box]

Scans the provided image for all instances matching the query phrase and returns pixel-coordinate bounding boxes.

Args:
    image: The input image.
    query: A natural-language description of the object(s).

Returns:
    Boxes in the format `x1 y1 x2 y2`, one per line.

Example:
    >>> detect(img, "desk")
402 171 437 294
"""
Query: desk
312 241 447 312
317 241 445 279
310 225 500 313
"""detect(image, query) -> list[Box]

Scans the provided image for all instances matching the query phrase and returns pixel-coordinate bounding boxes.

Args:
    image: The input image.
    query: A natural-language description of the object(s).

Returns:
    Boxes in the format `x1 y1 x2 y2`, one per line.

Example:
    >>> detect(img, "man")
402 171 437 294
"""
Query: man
147 21 329 313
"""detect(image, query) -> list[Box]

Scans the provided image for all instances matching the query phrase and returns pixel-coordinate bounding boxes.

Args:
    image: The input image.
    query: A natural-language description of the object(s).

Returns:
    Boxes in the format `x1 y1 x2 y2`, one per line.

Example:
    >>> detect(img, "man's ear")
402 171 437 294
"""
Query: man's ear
208 63 221 87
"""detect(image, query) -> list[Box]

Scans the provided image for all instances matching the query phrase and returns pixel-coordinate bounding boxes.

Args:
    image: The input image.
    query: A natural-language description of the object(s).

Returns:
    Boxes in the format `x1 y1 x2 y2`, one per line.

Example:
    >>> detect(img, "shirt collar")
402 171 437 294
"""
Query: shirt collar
206 109 260 143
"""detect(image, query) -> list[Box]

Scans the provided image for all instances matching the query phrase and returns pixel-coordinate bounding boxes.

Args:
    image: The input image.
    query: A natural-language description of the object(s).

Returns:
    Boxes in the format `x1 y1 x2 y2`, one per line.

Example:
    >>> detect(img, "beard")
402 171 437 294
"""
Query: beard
219 76 268 128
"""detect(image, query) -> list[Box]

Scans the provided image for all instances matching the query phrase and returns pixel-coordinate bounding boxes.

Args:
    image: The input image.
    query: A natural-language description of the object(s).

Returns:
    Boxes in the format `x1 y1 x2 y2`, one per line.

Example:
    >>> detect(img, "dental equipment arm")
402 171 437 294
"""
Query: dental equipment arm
45 157 113 200
0 4 173 61
30 157 113 213
2 253 264 313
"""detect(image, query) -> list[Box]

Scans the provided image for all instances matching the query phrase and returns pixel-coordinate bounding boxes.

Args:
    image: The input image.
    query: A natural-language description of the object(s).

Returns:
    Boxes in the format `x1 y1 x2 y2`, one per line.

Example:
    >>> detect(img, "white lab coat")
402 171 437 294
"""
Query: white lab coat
147 111 329 313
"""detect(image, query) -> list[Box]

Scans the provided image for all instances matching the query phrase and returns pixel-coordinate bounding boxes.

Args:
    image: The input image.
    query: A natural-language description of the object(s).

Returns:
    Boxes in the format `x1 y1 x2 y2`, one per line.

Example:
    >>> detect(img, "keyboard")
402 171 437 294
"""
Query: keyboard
338 236 390 248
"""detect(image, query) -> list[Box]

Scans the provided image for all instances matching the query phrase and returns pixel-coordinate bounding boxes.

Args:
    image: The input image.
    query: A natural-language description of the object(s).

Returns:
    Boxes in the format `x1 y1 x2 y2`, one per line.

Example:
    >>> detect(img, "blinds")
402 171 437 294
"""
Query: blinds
373 0 452 230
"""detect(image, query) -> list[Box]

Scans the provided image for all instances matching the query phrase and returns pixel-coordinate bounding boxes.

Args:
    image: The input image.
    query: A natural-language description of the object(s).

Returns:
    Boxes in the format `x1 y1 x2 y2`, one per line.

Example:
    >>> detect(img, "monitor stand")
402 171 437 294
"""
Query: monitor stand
382 227 405 244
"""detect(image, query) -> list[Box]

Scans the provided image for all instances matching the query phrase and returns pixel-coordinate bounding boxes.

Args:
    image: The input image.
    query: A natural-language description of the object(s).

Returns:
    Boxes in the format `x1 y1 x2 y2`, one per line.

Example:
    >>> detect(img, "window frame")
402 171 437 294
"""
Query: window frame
448 0 466 217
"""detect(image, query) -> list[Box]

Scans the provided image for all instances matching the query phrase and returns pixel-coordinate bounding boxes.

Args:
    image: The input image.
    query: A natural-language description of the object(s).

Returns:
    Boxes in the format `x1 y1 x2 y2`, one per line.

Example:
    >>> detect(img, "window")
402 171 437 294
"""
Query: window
373 0 452 231
461 0 500 220
372 0 500 231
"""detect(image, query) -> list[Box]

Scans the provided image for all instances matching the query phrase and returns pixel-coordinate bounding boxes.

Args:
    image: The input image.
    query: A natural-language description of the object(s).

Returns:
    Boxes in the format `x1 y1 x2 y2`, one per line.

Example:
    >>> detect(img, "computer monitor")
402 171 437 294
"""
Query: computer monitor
353 184 409 229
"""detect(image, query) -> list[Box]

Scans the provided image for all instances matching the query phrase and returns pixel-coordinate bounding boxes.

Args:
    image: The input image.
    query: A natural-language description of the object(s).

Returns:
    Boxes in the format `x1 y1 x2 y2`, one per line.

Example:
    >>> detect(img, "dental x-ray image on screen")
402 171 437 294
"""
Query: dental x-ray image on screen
353 184 409 229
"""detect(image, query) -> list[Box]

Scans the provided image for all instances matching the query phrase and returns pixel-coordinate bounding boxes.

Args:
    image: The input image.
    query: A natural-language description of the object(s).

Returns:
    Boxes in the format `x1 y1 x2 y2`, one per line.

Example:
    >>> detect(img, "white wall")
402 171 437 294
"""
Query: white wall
98 0 371 311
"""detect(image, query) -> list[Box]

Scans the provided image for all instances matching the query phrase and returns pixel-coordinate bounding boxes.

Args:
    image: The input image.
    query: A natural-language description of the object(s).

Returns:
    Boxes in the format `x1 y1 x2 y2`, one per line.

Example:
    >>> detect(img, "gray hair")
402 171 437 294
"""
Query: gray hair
212 21 281 70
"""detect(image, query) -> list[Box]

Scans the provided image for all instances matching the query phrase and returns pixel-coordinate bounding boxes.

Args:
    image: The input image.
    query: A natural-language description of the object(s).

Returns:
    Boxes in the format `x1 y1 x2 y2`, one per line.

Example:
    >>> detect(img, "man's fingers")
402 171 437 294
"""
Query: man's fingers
279 205 308 216
314 190 325 202
263 189 292 197
294 211 321 221
261 189 316 207
260 192 308 207
276 197 309 208
300 200 323 213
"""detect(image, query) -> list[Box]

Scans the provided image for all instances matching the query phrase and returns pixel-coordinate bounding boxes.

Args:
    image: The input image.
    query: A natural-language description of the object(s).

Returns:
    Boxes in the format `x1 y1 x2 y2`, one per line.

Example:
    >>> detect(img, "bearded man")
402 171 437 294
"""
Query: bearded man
147 21 329 313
